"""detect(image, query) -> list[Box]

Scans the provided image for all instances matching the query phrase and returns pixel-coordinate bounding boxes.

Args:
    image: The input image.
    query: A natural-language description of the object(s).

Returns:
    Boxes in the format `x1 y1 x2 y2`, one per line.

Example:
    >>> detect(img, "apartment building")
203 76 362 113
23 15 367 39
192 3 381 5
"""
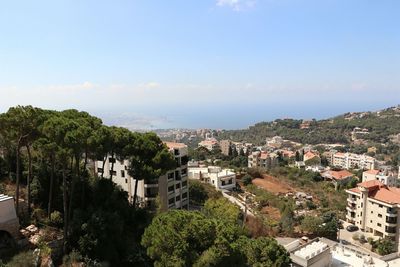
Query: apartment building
94 142 189 211
188 166 236 191
330 152 376 170
363 169 399 187
219 140 232 156
346 180 400 249
198 138 219 151
248 151 278 169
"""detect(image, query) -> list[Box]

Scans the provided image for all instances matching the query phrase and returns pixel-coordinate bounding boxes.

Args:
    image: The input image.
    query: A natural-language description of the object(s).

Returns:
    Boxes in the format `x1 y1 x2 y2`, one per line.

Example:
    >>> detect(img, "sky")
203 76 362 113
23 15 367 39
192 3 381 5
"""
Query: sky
0 0 399 129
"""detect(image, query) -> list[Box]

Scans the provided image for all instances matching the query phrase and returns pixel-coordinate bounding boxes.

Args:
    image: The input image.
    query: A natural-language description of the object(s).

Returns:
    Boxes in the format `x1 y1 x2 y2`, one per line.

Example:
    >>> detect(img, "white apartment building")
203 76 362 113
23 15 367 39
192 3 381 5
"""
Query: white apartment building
95 142 189 211
248 151 279 169
188 166 236 191
363 169 399 187
346 180 400 250
331 152 376 170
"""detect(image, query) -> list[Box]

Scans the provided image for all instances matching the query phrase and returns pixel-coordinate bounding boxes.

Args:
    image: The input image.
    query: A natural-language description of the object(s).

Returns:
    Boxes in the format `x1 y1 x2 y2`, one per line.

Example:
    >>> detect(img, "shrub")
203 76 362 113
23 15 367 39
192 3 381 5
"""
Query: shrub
50 211 63 227
367 237 374 245
352 233 359 240
242 174 253 186
359 234 366 243
247 167 265 178
306 201 317 210
31 208 46 225
6 251 36 267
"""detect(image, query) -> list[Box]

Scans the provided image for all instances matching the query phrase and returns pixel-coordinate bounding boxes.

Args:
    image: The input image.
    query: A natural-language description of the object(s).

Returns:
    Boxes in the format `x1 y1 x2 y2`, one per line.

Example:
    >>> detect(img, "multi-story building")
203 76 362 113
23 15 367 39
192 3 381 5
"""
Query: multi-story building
363 170 399 187
331 152 376 170
94 142 189 211
219 140 232 156
188 166 236 191
248 151 278 169
346 180 400 250
198 138 219 151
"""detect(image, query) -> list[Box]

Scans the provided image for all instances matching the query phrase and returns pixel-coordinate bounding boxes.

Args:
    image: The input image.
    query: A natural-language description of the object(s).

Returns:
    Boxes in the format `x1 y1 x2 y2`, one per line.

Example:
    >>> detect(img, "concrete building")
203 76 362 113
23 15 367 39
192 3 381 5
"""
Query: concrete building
248 151 278 169
331 152 376 170
188 166 236 191
266 136 284 148
219 140 232 156
346 180 400 250
290 238 332 267
322 170 354 189
363 169 399 187
95 142 189 211
0 194 20 242
198 138 219 151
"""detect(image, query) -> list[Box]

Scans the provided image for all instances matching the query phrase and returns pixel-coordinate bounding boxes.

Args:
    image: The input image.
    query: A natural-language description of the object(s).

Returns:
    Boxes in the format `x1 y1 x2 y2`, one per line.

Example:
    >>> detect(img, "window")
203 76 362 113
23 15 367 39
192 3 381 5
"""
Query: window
168 172 174 180
378 214 382 218
379 204 383 208
125 179 128 184
182 192 188 199
168 185 174 193
371 211 373 214
182 181 187 187
222 181 226 186
121 170 125 178
176 183 181 189
168 198 174 205
109 170 116 176
109 157 116 163
176 195 181 201
377 223 382 227
97 168 103 173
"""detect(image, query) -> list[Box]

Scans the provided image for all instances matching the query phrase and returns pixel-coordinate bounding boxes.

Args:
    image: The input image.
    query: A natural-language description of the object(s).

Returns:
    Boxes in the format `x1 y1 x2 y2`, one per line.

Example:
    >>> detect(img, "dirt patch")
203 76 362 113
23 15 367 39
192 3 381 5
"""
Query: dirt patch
261 206 281 221
251 175 293 194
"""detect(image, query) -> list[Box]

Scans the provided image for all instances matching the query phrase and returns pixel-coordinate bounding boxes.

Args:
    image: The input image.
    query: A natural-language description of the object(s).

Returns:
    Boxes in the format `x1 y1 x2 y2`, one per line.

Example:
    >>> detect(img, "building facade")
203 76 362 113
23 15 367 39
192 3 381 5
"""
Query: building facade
94 142 189 211
363 169 399 187
188 166 236 191
331 152 376 170
346 180 400 250
248 151 278 169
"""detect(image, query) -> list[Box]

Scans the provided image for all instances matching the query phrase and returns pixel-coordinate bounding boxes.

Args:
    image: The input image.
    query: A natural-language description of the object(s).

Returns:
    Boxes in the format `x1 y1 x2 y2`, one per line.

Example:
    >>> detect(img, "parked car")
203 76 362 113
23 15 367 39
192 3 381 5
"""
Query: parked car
346 225 359 232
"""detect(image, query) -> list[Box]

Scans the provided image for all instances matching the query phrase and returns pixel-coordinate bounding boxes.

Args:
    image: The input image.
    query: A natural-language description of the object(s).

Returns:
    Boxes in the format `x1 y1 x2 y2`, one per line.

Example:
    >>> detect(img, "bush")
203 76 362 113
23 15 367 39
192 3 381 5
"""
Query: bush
50 211 63 227
63 250 83 266
242 174 253 186
306 201 317 210
359 234 366 243
6 251 36 267
367 237 374 245
31 208 46 225
375 238 395 255
352 233 359 240
247 167 265 178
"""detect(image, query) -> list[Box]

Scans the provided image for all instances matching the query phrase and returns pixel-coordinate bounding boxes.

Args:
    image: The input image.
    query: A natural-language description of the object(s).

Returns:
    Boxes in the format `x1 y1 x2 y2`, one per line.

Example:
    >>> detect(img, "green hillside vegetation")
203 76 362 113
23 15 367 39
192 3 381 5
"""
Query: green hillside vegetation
218 106 400 145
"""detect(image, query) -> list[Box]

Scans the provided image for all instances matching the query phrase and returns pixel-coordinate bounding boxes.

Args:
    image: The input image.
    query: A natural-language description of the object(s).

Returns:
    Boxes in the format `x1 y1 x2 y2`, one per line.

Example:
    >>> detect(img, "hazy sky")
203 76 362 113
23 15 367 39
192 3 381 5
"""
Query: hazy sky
0 0 399 129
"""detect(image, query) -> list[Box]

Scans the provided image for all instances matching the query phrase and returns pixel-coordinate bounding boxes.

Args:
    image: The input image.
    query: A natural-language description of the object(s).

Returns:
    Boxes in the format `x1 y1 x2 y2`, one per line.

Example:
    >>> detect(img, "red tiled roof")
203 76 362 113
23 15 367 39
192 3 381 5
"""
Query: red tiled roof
164 142 187 149
325 170 354 180
364 169 380 175
348 180 400 205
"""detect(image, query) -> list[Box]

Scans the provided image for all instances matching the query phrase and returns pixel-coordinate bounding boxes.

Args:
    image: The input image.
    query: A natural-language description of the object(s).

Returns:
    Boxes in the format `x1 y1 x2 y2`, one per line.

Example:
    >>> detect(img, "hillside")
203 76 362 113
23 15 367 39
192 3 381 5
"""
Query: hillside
217 106 400 145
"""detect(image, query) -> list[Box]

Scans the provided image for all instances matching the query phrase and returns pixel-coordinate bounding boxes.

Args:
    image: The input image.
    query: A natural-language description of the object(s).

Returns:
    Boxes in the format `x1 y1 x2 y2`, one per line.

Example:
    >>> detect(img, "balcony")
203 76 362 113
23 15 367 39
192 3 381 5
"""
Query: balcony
386 208 398 217
347 197 357 204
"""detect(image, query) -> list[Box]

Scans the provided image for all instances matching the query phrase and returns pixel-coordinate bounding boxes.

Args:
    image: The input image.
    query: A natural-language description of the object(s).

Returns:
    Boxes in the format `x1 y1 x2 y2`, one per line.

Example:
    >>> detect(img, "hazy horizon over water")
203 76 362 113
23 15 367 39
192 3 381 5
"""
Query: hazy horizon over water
94 101 399 131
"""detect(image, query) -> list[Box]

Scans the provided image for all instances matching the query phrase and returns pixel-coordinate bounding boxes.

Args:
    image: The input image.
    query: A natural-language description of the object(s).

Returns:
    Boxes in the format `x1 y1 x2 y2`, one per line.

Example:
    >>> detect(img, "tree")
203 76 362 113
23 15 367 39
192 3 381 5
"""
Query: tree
280 203 294 235
126 132 175 207
189 180 208 206
300 216 323 233
203 198 241 225
375 238 395 255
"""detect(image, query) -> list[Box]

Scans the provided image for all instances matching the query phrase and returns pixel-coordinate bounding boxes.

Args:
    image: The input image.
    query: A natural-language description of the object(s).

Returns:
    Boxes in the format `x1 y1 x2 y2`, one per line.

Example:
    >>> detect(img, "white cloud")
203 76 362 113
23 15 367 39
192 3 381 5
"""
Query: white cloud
216 0 256 11
138 82 160 89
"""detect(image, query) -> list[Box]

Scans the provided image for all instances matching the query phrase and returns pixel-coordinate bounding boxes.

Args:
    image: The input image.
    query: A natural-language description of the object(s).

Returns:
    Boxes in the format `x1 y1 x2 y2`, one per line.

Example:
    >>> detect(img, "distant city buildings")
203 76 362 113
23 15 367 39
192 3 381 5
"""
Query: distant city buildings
94 142 189 211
